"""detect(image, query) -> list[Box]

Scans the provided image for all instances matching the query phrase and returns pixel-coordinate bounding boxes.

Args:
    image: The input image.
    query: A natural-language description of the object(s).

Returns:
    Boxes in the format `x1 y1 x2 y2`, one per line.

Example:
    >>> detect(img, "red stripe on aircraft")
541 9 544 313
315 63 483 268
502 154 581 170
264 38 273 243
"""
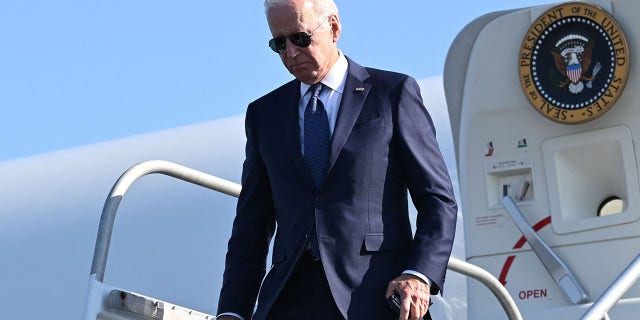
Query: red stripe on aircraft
498 215 552 286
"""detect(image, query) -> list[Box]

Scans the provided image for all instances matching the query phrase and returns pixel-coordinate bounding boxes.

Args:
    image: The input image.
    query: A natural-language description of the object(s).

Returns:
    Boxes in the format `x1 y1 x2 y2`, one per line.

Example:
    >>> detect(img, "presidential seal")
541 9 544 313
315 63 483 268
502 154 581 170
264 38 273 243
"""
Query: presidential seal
518 3 629 124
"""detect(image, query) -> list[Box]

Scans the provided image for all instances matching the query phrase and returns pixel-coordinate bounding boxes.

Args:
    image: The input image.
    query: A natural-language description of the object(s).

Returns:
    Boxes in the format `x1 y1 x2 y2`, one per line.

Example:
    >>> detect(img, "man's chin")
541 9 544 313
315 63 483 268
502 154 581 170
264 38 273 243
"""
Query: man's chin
292 72 319 85
288 66 317 83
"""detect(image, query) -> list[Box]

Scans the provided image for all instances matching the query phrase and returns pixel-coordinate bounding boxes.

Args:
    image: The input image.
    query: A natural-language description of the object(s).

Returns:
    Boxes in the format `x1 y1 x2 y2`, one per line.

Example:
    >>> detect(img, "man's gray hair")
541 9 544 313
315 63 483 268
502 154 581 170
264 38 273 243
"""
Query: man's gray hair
264 0 339 22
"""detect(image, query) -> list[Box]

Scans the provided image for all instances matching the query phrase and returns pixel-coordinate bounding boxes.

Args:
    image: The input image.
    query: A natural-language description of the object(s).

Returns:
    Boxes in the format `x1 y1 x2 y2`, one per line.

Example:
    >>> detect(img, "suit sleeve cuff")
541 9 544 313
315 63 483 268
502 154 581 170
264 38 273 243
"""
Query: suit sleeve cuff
216 312 244 320
402 269 432 287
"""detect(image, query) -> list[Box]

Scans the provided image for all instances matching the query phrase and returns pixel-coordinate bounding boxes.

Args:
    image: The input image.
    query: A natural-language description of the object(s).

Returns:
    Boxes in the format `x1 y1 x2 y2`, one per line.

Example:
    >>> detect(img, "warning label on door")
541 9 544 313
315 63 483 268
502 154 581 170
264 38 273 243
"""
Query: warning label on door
475 214 503 226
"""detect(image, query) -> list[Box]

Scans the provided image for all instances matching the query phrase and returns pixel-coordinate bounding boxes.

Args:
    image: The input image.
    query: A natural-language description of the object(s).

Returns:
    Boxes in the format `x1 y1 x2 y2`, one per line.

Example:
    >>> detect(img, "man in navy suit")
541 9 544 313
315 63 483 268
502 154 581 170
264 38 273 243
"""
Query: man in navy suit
217 0 457 319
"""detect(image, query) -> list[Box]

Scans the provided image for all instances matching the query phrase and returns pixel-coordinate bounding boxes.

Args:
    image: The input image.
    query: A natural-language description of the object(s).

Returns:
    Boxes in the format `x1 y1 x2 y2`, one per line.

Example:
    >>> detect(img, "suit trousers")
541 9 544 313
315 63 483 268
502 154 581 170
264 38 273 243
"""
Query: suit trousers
267 251 345 319
266 250 434 320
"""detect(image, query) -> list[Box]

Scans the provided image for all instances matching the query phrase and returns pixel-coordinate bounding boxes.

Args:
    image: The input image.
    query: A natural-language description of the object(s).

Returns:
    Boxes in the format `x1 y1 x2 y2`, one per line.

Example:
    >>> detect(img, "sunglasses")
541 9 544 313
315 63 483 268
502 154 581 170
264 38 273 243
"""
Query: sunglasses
268 16 329 53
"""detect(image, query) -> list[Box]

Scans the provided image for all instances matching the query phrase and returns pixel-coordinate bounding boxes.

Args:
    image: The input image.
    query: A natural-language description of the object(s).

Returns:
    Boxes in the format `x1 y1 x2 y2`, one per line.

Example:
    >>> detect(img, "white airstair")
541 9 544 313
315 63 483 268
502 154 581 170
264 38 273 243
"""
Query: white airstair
82 160 524 320
82 160 640 319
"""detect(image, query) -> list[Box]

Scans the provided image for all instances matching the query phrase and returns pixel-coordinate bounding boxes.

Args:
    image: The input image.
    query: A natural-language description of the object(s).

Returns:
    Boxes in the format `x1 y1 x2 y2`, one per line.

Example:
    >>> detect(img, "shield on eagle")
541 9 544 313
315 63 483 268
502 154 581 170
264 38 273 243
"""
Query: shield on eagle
566 63 582 84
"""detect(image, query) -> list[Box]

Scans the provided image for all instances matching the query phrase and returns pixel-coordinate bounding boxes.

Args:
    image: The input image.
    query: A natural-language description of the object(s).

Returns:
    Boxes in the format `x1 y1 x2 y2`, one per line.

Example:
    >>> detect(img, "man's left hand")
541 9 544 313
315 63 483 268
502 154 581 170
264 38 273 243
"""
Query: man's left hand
386 274 430 320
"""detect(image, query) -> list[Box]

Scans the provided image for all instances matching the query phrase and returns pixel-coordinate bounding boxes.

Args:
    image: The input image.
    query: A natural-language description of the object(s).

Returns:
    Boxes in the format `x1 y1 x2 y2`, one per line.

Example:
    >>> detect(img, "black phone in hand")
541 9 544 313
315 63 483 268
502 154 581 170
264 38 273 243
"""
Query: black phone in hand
386 292 401 314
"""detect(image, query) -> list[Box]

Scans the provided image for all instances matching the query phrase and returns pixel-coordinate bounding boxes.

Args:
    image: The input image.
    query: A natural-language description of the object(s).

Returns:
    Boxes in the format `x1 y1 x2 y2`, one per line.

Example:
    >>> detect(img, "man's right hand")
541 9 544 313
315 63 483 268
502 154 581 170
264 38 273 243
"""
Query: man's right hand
386 274 430 320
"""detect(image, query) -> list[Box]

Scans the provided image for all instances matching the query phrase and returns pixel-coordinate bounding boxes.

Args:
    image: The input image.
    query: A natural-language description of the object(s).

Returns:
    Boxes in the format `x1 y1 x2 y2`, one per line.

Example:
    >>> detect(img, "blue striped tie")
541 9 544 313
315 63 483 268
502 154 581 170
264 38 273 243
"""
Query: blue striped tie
304 83 329 260
304 83 330 186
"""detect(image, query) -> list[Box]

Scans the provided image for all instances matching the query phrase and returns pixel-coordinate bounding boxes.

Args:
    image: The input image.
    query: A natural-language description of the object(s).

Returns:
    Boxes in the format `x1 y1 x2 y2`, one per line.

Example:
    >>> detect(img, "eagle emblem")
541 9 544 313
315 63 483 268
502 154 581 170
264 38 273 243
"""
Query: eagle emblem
519 2 629 124
551 34 601 94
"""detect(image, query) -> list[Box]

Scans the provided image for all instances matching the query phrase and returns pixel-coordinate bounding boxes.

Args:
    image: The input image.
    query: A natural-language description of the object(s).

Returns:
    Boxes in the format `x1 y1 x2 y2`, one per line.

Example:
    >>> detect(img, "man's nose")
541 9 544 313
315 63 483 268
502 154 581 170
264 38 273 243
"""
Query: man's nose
285 38 300 57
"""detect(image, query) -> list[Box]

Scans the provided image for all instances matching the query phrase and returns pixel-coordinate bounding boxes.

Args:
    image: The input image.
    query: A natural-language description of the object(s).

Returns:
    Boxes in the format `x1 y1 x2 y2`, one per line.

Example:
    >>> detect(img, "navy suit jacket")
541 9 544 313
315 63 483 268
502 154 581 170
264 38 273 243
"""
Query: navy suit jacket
218 58 457 320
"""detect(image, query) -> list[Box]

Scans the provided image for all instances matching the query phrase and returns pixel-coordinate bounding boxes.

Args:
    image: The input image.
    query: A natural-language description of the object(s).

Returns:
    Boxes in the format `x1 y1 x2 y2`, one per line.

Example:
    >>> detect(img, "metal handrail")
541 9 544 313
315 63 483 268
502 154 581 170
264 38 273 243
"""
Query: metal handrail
581 253 640 319
89 160 241 282
88 160 522 320
447 258 522 320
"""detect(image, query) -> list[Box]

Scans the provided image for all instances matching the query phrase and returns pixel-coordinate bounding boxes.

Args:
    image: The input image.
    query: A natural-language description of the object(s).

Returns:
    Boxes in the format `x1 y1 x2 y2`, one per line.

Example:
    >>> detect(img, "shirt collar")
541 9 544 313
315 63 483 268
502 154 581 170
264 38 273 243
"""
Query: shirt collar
300 52 348 97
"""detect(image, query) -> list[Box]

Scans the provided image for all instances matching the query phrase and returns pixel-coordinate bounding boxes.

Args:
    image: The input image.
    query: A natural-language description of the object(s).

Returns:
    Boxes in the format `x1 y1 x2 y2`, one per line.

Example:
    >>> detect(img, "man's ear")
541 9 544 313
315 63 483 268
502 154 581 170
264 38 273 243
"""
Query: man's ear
329 14 341 43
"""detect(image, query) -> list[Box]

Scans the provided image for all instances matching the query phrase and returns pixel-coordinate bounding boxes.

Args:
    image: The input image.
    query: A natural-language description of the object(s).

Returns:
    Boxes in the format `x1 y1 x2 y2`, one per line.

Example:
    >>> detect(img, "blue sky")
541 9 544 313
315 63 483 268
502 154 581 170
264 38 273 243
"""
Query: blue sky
0 0 557 162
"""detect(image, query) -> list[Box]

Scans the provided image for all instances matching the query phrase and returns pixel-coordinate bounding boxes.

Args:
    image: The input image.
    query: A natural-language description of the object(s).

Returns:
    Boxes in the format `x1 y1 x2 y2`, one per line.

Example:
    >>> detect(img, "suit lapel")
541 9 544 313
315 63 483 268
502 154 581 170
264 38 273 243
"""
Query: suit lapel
326 58 371 175
284 80 317 188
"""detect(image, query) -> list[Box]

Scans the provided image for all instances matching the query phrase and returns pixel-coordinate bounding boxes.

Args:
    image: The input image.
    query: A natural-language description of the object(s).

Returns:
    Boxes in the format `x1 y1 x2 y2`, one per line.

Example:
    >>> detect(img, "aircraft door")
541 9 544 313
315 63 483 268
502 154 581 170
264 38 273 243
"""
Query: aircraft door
444 1 640 319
